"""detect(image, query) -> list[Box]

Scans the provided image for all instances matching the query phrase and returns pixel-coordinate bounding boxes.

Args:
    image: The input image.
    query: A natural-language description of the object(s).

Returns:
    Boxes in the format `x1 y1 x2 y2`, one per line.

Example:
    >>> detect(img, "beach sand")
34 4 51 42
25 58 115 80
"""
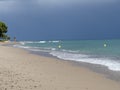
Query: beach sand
0 45 120 90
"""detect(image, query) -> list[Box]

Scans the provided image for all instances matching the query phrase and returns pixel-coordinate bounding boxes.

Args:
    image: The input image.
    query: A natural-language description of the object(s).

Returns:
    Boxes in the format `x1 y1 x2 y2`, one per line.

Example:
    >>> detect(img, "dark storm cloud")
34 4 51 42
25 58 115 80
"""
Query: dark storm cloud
0 0 120 40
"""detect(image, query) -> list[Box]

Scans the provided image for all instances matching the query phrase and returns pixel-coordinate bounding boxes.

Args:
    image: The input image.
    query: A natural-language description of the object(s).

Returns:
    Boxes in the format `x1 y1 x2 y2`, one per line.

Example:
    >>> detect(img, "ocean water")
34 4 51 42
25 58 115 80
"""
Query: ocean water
13 40 120 71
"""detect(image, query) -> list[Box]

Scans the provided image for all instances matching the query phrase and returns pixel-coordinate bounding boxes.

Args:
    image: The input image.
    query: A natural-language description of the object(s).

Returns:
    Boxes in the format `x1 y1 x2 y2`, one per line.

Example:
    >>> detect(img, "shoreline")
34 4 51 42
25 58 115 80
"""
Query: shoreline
29 49 120 82
0 44 120 89
4 41 120 73
2 41 120 82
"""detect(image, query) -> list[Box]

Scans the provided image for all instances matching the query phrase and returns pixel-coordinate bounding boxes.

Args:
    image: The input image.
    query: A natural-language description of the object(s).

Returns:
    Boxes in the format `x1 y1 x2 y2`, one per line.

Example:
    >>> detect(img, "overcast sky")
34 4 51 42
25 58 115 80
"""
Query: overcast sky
0 0 120 40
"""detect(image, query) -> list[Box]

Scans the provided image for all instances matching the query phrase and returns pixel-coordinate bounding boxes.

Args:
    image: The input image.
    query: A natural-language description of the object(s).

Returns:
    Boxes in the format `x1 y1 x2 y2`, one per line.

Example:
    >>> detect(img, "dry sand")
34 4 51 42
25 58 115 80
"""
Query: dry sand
0 45 120 90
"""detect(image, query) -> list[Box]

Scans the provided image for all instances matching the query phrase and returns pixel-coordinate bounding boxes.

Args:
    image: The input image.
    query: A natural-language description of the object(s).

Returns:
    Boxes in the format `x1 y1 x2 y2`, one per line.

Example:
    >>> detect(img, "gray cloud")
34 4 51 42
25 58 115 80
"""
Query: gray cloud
0 0 118 11
0 0 120 40
0 0 19 13
36 0 117 5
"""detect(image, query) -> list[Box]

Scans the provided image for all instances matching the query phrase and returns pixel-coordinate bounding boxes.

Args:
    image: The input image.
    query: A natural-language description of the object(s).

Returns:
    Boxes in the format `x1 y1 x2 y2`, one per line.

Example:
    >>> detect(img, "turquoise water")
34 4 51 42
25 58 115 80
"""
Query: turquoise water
14 40 120 71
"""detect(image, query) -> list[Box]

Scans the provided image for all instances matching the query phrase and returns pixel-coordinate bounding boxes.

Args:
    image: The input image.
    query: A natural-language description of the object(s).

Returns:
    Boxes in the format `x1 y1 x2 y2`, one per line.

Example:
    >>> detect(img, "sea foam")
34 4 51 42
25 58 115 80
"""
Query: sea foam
50 51 120 71
14 40 120 72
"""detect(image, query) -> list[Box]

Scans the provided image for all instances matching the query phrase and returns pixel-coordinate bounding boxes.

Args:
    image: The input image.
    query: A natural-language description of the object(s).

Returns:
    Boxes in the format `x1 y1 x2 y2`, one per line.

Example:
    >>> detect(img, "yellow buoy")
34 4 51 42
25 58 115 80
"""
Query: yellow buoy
58 45 61 48
104 44 107 47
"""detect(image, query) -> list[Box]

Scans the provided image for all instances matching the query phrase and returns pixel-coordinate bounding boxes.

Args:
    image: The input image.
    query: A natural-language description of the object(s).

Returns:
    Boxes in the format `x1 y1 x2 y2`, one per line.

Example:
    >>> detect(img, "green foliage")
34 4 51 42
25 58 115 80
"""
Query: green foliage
2 34 10 40
0 21 9 40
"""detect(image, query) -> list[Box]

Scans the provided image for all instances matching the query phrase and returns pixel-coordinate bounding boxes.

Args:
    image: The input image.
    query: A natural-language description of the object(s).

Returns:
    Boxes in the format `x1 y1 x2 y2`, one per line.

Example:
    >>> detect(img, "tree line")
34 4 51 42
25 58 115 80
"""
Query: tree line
0 21 10 41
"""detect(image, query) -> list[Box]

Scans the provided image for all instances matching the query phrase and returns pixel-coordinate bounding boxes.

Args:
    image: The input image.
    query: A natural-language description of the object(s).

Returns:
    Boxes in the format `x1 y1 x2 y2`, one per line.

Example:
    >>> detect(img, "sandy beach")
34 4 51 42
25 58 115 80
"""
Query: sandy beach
0 45 119 90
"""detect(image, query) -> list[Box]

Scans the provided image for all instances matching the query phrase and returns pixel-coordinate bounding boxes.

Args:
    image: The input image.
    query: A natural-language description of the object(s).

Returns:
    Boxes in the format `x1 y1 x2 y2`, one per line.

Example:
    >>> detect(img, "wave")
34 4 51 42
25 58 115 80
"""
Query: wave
13 44 57 52
19 40 60 45
38 41 46 43
13 44 31 49
50 51 120 71
48 41 60 43
14 42 120 71
19 41 47 44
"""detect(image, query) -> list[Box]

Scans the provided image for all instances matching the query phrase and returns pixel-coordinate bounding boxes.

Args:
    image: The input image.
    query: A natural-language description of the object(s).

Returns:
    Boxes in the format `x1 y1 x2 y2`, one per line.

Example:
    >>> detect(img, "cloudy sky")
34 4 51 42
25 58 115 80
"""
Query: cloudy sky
0 0 120 40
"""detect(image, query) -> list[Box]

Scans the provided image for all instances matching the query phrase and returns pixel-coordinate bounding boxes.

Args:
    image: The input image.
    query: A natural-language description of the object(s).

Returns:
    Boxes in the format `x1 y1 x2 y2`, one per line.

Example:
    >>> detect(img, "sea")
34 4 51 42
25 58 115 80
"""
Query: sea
13 40 120 72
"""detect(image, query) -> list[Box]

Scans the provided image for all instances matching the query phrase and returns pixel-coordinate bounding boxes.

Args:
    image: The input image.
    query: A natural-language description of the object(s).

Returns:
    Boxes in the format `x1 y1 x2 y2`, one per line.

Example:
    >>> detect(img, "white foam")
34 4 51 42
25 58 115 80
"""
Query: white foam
14 42 120 71
19 41 47 44
27 48 49 52
62 49 79 53
13 45 31 49
50 51 89 59
48 41 60 43
38 41 46 43
51 48 56 51
50 51 120 71
19 41 25 45
13 44 53 53
20 41 34 43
